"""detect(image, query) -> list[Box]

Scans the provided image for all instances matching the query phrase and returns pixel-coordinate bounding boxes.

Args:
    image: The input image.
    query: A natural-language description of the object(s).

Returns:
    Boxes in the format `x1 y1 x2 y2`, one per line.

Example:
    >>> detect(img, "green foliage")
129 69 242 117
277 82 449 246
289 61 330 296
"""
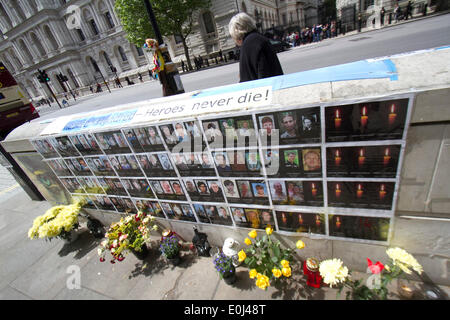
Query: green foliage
114 0 212 46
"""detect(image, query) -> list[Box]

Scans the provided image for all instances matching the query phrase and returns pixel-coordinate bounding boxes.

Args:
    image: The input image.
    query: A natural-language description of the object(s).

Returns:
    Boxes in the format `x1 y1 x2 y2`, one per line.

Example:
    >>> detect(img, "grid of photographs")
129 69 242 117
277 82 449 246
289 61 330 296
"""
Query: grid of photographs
30 97 410 243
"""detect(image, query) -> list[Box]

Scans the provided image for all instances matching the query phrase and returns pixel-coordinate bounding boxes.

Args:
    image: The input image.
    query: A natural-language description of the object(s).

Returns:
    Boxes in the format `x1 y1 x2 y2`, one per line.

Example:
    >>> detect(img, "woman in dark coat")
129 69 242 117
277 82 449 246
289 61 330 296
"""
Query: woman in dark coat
228 13 283 82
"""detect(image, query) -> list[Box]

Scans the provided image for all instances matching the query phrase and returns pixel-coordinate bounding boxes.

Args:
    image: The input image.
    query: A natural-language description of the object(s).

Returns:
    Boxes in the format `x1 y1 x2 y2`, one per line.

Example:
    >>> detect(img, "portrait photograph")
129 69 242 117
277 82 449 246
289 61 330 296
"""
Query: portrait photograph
87 155 115 176
54 136 79 157
193 204 210 224
278 111 298 140
71 133 102 155
269 180 288 205
222 179 240 199
245 152 261 173
72 157 92 176
157 153 174 171
160 202 173 216
229 151 248 173
184 178 198 195
283 150 300 168
236 180 253 198
123 128 144 153
123 178 154 198
251 182 268 198
95 195 116 211
302 148 322 172
211 206 233 226
103 177 127 196
219 118 237 143
207 180 225 202
170 180 185 196
231 207 248 227
32 138 59 159
285 181 305 205
95 131 131 154
140 126 165 152
203 120 223 146
213 152 232 174
244 209 263 229
46 159 72 176
258 114 278 142
297 107 321 143
159 124 178 146
173 122 190 144
149 180 164 195
195 179 210 195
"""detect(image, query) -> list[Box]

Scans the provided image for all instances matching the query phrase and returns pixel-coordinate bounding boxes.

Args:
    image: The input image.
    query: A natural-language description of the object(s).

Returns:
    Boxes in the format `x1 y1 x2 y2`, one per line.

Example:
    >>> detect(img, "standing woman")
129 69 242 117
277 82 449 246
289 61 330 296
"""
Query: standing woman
228 13 283 82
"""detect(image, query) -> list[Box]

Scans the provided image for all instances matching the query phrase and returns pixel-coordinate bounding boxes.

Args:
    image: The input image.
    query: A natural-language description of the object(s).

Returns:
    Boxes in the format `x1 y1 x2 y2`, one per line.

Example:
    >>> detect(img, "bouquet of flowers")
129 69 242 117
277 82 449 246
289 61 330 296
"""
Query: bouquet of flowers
98 210 158 263
28 201 82 241
239 226 305 290
213 252 235 279
159 235 181 259
319 247 424 300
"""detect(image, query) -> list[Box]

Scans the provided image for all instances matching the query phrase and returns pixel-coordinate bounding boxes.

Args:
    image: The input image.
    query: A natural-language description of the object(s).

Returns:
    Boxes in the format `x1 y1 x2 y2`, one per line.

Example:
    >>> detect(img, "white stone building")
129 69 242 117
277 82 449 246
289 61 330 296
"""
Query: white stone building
0 0 320 101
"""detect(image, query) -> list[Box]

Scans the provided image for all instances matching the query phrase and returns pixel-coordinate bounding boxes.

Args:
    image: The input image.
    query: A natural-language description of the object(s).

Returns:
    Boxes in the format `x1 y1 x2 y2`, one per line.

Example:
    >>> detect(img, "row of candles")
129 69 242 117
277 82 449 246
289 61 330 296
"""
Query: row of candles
334 103 398 128
334 147 392 166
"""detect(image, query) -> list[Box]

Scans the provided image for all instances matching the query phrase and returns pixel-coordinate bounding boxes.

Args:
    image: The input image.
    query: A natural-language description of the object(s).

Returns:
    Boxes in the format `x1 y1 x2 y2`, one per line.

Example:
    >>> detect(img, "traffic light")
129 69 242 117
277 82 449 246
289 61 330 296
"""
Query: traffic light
38 69 50 83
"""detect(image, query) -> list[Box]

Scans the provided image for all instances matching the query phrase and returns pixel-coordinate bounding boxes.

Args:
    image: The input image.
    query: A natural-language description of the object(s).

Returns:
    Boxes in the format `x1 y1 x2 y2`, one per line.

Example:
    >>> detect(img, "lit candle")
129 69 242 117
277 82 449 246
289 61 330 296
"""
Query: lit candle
358 148 365 166
336 217 341 229
379 184 386 200
334 109 342 129
388 103 397 125
315 215 321 226
383 147 391 166
311 183 317 197
298 214 303 225
335 183 341 198
334 149 341 166
356 184 363 198
361 106 368 127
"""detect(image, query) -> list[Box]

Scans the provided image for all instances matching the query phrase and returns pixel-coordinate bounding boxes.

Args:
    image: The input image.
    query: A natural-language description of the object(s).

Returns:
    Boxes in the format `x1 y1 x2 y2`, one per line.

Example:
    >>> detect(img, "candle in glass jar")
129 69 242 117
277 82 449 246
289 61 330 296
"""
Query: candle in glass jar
311 183 317 197
334 109 342 128
356 184 363 198
358 148 365 166
335 216 341 229
383 147 391 166
379 184 386 200
315 215 321 226
388 103 397 125
335 183 341 198
334 149 341 166
361 106 368 127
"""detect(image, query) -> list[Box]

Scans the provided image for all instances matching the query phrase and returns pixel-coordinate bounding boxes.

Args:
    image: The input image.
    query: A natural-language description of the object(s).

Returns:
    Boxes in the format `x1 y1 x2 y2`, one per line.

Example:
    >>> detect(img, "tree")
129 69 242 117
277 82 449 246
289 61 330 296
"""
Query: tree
114 0 212 71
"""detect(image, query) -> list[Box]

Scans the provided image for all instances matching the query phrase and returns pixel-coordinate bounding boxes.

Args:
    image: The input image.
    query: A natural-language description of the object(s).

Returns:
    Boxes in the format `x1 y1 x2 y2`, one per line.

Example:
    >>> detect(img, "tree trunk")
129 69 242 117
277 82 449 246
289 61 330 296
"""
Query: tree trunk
181 37 193 71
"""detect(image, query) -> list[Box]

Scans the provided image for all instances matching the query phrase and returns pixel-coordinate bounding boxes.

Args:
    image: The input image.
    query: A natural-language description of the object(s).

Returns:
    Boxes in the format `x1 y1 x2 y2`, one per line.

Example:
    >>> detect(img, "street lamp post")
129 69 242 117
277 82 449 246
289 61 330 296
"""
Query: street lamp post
142 0 185 97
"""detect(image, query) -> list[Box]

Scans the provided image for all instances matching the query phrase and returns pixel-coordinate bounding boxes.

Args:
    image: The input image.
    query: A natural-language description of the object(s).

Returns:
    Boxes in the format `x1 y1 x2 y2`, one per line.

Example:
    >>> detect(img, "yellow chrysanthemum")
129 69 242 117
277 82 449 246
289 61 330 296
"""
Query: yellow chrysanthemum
248 230 258 239
244 237 252 245
319 259 349 287
255 273 270 290
265 225 273 235
280 259 290 268
282 266 292 277
238 249 247 262
249 269 258 279
296 240 305 249
386 247 423 275
272 268 282 278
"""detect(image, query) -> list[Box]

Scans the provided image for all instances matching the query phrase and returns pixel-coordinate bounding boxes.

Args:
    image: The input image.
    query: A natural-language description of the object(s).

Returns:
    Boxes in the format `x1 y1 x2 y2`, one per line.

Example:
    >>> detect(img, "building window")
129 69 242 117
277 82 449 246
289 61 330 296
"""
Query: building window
90 19 99 35
363 0 375 10
202 12 215 34
118 46 128 62
135 45 144 56
77 29 85 41
104 12 114 29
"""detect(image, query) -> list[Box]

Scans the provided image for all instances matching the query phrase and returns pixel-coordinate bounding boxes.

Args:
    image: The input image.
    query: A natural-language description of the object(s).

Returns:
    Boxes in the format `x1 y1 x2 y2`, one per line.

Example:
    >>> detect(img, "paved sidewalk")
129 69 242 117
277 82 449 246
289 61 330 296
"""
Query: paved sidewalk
0 188 448 301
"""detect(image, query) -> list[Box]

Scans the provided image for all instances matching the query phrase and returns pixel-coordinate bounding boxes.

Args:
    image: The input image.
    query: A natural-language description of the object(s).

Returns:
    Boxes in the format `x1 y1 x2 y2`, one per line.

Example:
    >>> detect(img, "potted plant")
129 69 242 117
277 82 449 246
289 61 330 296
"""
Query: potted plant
319 247 424 300
28 201 83 243
159 235 181 266
98 210 158 263
239 226 302 290
213 251 236 285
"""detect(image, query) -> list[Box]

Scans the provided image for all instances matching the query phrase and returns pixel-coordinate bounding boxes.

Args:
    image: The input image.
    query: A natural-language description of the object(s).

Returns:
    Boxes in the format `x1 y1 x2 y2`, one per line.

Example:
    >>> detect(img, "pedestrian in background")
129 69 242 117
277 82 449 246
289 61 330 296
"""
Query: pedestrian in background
228 12 283 83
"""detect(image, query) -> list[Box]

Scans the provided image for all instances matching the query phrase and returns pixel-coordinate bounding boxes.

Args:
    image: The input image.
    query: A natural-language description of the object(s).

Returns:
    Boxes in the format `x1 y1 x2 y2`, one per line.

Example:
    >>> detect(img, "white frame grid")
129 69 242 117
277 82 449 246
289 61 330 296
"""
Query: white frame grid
31 93 415 244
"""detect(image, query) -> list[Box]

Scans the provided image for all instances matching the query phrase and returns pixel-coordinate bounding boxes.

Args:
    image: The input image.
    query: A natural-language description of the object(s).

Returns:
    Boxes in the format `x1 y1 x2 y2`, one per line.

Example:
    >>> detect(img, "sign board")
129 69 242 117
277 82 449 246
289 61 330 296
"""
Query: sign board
30 94 413 243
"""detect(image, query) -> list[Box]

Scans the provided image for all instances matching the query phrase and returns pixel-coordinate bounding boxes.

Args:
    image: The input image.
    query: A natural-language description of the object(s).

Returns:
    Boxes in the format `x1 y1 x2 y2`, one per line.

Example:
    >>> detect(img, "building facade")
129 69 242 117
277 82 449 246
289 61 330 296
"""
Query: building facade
0 0 320 102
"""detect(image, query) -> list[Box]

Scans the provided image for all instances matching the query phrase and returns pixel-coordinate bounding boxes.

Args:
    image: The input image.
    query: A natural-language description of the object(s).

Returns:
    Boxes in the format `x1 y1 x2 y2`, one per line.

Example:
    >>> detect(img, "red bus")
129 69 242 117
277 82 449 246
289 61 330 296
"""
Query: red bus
0 62 39 139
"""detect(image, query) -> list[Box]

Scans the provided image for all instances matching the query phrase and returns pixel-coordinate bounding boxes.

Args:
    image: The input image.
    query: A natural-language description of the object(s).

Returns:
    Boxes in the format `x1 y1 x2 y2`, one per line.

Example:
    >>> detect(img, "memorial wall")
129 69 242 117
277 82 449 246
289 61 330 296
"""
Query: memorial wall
24 94 412 244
